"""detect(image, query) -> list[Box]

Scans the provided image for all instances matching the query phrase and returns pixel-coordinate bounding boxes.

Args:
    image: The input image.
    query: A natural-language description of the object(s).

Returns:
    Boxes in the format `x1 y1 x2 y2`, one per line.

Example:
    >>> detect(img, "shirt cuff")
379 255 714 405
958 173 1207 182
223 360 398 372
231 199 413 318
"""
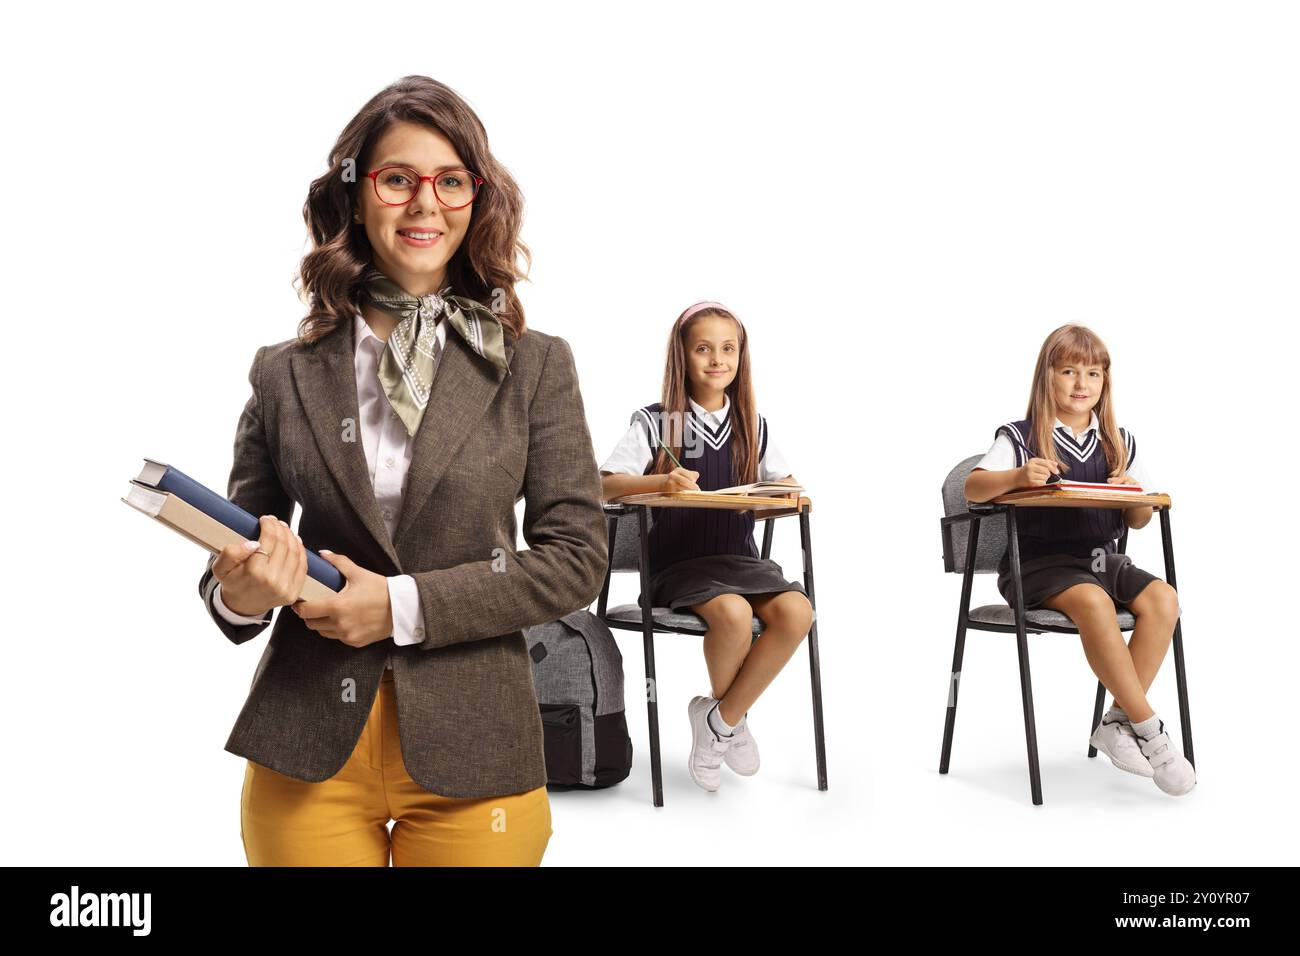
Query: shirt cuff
388 574 426 645
213 582 271 626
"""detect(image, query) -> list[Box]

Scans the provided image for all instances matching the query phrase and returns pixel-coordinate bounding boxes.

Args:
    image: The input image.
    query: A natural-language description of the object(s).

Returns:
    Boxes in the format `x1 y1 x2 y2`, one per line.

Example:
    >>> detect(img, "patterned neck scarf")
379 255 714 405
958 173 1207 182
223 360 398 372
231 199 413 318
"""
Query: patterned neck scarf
361 274 511 437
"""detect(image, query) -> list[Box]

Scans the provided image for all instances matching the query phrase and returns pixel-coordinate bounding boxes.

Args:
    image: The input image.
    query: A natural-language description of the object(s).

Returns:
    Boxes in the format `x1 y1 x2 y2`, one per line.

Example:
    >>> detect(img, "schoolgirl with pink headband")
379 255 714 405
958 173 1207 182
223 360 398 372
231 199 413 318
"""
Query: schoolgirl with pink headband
598 300 813 793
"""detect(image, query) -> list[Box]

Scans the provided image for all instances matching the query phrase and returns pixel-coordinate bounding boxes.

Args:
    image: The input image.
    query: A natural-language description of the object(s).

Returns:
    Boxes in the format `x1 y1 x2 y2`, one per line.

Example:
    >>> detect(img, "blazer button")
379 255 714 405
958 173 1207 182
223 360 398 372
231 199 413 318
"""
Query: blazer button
414 625 425 638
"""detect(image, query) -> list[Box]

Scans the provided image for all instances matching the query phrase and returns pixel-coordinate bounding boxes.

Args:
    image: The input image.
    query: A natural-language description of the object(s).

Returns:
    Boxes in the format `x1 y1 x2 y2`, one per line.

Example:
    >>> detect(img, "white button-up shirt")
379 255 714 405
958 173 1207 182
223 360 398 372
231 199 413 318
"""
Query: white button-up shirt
598 394 792 481
214 311 444 667
973 410 1154 489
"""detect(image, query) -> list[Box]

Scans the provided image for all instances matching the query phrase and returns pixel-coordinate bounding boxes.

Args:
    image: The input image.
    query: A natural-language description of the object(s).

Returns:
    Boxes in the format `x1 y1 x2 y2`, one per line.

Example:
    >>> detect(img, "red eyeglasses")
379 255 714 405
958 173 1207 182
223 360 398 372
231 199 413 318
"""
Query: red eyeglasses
365 166 485 210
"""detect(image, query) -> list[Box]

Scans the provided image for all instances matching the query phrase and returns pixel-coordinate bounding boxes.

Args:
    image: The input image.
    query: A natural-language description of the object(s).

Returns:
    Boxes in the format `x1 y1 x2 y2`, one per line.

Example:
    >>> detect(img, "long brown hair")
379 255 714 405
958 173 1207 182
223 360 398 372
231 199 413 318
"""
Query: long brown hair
293 76 531 345
1025 324 1130 477
646 305 761 484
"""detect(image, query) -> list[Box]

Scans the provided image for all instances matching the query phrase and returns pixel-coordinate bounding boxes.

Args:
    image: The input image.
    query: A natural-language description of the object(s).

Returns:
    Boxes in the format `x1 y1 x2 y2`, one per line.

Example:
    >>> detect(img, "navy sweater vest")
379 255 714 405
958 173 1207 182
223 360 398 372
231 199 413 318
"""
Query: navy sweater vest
995 418 1135 564
635 402 768 577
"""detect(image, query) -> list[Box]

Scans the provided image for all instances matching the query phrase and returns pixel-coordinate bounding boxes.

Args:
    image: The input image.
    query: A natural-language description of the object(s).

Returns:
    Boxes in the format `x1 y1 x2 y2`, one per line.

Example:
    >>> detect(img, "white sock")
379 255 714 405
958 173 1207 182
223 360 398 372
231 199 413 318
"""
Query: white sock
707 699 735 737
1131 713 1164 740
1104 703 1129 724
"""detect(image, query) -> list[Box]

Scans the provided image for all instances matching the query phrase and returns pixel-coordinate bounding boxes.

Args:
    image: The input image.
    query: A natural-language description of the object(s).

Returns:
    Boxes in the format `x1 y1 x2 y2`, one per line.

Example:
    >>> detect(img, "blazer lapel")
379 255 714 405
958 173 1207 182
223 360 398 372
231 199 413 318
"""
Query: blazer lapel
291 318 402 571
393 329 514 552
290 316 516 569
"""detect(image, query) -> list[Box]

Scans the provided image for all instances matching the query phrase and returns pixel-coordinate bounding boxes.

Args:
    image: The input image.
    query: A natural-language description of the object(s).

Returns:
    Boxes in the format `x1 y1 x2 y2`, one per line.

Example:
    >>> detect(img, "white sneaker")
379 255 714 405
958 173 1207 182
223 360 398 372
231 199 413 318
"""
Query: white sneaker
1089 713 1154 778
723 713 760 776
1136 722 1197 796
687 696 734 792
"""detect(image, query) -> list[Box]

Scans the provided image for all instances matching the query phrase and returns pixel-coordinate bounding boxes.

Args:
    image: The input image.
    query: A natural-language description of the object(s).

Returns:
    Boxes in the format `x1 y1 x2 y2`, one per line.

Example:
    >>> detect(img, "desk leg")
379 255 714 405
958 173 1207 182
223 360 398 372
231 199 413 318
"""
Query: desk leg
1007 507 1044 806
1159 506 1195 767
799 505 829 791
637 506 664 807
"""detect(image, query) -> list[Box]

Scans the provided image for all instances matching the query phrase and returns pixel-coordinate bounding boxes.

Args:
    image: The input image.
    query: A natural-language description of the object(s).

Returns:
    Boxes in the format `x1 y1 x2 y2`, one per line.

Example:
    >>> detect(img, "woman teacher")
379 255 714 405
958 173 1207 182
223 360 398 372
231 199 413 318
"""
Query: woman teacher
197 75 608 866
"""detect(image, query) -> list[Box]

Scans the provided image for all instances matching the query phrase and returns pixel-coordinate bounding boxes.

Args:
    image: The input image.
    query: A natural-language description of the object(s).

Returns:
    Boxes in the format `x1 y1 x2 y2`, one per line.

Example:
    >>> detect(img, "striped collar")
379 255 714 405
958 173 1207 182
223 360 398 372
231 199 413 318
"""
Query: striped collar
1051 410 1101 462
687 394 732 449
688 394 730 429
1052 410 1100 440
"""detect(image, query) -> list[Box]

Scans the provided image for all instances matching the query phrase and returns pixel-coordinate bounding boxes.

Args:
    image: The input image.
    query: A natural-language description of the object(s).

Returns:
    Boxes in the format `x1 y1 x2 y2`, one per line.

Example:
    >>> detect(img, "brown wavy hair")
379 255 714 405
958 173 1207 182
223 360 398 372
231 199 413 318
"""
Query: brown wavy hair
293 75 531 345
1024 324 1130 477
646 304 762 485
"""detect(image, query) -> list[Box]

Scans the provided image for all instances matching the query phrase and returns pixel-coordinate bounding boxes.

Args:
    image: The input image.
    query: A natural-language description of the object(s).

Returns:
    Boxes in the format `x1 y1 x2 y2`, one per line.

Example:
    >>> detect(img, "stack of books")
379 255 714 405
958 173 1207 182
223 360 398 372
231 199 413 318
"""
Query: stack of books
120 458 342 600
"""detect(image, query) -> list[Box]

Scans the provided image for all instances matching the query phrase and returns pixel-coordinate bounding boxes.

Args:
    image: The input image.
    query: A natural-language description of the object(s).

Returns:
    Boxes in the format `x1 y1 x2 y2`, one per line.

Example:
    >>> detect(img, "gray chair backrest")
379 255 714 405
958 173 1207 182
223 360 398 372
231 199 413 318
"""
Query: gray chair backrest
941 455 1008 574
607 508 649 572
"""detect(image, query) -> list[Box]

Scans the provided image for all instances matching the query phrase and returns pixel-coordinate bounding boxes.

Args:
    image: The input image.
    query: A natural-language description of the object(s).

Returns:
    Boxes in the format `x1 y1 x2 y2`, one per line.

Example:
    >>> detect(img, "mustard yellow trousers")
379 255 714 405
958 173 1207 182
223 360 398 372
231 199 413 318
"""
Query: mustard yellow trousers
240 668 552 866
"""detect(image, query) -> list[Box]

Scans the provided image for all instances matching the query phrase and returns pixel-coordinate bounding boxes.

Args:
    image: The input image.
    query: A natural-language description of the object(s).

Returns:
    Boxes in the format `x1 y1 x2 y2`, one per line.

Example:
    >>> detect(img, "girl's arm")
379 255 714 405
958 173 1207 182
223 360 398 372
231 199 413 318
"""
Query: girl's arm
965 464 1027 502
600 468 703 501
966 455 1066 501
966 431 1054 503
1114 473 1155 529
599 417 704 502
1116 433 1156 530
599 412 680 502
1122 502 1155 529
601 471 669 502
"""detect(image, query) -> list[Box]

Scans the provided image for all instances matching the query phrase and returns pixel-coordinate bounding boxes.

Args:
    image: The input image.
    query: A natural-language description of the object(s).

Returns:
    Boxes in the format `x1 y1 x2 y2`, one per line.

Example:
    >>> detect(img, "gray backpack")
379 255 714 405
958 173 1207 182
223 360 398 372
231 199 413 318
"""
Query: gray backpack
523 609 633 789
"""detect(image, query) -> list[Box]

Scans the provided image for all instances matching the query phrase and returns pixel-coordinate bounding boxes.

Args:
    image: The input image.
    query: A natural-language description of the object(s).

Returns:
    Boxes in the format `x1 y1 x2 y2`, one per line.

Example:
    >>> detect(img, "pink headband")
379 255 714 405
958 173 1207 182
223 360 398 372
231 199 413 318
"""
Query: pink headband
678 300 738 325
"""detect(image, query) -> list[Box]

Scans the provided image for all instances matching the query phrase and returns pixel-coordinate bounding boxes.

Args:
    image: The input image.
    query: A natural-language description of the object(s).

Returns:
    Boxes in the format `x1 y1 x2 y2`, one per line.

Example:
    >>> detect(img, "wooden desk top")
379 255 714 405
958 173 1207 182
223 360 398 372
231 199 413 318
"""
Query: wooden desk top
612 492 812 517
987 489 1172 509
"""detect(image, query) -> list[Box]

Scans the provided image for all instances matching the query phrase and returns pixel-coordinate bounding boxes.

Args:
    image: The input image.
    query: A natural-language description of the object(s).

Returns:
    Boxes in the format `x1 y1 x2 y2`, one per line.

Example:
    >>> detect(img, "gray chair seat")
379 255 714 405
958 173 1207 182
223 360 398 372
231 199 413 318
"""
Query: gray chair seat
968 604 1136 631
605 603 817 636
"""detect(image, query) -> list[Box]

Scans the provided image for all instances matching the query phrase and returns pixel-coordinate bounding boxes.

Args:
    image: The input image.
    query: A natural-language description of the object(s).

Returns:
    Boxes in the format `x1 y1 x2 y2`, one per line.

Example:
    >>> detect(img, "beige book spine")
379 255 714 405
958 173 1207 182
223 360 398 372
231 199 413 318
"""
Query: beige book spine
122 492 335 602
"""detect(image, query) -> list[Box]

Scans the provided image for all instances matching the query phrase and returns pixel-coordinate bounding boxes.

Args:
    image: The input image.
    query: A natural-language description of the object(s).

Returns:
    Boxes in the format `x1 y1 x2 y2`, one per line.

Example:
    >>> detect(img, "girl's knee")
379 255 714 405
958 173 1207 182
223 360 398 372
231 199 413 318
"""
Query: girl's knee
762 591 814 637
1054 583 1113 615
699 594 754 633
1137 580 1180 621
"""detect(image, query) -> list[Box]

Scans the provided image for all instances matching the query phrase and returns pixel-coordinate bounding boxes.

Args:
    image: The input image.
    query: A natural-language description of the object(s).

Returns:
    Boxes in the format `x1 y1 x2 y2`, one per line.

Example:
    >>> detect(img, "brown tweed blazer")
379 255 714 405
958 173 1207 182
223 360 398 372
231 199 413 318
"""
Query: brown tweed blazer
197 315 608 797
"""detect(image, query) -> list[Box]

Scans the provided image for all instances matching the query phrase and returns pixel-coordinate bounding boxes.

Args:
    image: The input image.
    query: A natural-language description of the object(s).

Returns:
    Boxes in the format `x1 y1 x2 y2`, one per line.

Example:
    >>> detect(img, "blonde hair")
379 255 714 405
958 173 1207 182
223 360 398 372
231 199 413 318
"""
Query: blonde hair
1025 324 1130 477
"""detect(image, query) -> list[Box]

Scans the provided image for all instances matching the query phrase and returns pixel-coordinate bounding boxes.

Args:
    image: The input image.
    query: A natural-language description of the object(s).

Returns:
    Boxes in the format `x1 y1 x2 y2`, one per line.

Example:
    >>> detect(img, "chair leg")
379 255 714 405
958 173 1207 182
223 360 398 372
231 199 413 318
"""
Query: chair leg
1087 680 1106 758
1159 507 1195 767
643 626 663 807
799 506 828 790
941 516 980 774
1006 508 1044 805
637 506 664 807
1014 632 1043 806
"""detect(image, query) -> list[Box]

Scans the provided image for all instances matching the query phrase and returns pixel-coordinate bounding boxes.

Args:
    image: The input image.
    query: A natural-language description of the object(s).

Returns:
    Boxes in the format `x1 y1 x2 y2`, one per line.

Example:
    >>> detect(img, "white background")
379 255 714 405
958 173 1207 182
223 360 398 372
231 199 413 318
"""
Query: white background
3 1 1296 865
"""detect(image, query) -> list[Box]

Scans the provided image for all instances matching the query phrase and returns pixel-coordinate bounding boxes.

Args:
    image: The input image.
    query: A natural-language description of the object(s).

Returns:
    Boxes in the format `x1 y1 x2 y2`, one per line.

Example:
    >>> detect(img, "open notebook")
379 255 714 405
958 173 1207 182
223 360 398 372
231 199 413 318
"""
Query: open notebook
1042 478 1145 494
689 481 805 496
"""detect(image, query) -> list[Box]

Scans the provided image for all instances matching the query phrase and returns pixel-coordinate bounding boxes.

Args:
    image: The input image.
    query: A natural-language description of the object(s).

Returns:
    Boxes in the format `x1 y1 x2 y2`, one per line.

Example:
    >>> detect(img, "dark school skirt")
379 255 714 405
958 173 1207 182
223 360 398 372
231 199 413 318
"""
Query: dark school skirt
637 553 807 614
997 551 1160 611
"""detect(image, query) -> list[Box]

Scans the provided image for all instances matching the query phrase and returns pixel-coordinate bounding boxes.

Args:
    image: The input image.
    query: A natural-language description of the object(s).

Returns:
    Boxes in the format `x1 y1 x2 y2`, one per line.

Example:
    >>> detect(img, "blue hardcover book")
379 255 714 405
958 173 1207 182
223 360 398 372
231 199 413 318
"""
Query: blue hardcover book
132 457 344 593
